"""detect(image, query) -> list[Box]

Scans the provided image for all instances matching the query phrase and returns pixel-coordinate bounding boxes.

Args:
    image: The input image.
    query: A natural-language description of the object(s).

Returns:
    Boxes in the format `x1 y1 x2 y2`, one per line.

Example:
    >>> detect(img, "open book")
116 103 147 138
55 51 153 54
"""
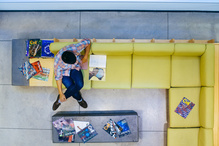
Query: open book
89 55 107 81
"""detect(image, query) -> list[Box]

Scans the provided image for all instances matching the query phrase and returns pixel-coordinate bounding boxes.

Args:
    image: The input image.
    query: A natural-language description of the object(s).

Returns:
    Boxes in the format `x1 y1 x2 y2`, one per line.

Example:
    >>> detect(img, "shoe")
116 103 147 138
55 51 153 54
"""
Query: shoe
53 95 61 111
78 98 88 108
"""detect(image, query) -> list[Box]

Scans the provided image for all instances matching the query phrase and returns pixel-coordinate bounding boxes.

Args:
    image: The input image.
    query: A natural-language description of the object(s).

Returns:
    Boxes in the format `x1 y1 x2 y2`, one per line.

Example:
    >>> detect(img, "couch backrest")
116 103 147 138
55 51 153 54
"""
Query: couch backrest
134 43 174 56
201 44 215 86
198 128 213 146
91 43 133 55
199 87 214 128
173 44 205 56
50 42 78 55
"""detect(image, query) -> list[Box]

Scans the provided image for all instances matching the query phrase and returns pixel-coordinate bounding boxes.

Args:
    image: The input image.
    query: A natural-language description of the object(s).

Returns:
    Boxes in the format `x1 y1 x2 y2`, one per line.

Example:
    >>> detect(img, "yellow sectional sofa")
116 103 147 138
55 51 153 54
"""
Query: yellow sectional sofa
48 40 215 146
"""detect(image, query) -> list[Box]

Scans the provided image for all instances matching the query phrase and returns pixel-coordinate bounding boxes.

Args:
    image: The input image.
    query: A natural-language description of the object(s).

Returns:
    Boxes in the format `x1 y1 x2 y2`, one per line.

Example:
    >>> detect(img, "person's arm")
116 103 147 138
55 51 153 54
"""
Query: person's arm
56 79 66 102
82 42 91 63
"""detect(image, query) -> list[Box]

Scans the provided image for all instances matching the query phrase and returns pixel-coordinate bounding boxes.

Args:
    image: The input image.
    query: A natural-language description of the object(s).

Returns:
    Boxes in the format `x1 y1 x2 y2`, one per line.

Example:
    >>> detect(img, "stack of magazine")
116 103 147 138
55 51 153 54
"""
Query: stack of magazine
53 118 98 143
18 60 50 81
26 39 54 58
103 119 131 139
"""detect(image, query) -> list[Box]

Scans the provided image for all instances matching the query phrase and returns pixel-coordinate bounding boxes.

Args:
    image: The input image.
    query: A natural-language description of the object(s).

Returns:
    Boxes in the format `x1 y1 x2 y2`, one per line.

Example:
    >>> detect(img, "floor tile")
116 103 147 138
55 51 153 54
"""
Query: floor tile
0 129 79 146
81 12 168 39
168 12 219 42
77 132 166 146
0 85 80 129
0 41 11 84
0 12 80 40
80 89 167 132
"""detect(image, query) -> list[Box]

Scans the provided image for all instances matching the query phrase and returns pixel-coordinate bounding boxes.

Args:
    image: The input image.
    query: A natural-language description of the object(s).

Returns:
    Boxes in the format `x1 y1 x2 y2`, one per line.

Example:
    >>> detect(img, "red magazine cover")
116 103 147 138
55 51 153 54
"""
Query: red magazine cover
31 61 43 75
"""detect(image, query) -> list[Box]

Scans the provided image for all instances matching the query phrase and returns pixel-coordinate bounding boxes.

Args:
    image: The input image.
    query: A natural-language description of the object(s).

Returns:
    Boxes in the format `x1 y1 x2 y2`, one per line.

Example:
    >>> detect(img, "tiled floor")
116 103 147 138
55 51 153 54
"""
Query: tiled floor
0 11 219 146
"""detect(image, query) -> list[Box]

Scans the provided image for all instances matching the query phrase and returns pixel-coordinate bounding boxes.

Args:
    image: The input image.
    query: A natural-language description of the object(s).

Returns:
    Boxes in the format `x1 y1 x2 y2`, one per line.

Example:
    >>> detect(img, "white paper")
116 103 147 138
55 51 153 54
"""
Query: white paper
73 121 90 133
89 55 107 68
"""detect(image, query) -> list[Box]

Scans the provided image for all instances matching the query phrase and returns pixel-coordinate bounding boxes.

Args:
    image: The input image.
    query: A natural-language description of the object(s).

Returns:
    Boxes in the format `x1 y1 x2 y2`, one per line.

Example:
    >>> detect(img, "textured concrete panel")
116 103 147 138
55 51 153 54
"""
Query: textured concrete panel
168 12 219 42
80 89 167 132
0 129 79 146
0 85 80 129
0 41 12 84
81 12 168 39
0 12 80 40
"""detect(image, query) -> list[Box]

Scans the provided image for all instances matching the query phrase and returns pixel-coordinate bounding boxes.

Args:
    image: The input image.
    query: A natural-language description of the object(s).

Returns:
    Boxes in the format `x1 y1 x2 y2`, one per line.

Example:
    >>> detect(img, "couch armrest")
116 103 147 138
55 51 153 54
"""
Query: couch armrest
200 44 215 87
198 128 213 146
199 87 214 128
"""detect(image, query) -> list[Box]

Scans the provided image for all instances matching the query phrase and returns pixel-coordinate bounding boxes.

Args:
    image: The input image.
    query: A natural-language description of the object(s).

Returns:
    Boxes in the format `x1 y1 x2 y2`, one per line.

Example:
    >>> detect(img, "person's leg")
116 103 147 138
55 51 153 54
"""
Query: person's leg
63 69 84 101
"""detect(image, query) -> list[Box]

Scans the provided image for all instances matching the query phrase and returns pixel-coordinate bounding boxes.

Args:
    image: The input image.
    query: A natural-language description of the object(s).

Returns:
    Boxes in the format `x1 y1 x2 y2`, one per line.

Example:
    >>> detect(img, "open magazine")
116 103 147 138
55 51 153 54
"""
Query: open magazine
89 55 106 81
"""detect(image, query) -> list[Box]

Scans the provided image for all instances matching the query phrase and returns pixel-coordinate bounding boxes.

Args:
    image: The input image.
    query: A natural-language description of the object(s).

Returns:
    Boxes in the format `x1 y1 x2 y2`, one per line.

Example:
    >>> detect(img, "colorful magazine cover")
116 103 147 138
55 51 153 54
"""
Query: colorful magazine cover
175 97 195 119
89 55 107 81
41 40 54 57
18 61 37 80
31 61 43 75
32 67 50 81
26 39 42 58
78 124 98 143
117 119 131 138
53 118 76 143
103 119 122 139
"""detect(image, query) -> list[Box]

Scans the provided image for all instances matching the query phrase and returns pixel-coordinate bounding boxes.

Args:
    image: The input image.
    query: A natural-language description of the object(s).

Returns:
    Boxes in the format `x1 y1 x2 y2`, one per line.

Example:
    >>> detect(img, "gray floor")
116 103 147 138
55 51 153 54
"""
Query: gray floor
0 11 219 146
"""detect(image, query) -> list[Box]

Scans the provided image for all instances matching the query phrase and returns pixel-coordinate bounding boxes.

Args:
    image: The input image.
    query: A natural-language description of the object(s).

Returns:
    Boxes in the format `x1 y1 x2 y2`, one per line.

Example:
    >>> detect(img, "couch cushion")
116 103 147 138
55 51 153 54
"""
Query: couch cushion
91 43 133 55
199 87 214 128
201 44 215 86
134 43 174 56
169 88 200 127
92 55 132 89
171 56 201 87
168 128 199 146
132 55 171 88
198 128 213 146
174 44 205 56
50 42 78 55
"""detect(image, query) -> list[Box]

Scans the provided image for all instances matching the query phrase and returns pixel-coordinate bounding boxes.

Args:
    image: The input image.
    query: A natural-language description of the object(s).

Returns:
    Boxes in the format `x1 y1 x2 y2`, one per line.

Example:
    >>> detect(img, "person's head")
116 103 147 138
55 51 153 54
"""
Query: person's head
61 51 76 64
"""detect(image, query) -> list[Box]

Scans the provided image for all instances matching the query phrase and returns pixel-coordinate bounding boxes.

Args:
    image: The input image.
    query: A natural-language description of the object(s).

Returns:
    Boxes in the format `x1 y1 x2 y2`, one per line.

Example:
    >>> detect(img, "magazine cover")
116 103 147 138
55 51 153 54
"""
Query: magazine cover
89 67 106 81
89 55 106 81
31 61 43 75
18 61 37 80
41 40 54 57
78 124 98 143
175 97 195 119
117 119 131 138
103 119 123 139
26 39 42 58
32 67 50 81
53 118 76 143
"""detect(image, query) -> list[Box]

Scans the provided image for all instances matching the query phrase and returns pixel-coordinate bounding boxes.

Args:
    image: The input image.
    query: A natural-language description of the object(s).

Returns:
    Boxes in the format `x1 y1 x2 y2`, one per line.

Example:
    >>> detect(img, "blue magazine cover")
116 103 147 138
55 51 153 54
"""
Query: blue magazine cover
175 97 195 119
41 40 54 57
78 124 98 143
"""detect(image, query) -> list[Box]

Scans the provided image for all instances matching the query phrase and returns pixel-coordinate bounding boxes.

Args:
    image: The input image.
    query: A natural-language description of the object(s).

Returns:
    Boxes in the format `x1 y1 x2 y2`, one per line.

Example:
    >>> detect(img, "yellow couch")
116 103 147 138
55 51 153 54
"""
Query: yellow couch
48 41 215 146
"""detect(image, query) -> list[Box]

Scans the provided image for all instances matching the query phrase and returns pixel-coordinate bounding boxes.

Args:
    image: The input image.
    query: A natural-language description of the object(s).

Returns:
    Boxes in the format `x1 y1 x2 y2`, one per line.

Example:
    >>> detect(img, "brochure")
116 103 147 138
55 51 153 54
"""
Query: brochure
103 119 122 139
89 55 107 81
175 97 195 119
32 67 50 81
18 61 37 80
117 119 131 138
78 124 98 143
73 121 90 134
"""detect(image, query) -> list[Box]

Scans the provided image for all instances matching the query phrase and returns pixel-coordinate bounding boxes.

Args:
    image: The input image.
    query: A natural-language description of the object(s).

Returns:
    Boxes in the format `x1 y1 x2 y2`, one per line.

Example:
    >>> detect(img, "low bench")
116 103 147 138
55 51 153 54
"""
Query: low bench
52 110 139 143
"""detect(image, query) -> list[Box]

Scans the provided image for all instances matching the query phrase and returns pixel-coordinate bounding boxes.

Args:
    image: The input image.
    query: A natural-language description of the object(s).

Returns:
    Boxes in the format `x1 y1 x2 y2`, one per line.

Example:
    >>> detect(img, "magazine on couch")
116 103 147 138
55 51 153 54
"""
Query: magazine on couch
89 55 106 81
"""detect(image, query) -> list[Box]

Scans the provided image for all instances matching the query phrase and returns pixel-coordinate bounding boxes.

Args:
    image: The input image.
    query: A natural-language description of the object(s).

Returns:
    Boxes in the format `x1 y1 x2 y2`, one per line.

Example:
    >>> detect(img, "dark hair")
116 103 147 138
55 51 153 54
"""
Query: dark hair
61 51 76 64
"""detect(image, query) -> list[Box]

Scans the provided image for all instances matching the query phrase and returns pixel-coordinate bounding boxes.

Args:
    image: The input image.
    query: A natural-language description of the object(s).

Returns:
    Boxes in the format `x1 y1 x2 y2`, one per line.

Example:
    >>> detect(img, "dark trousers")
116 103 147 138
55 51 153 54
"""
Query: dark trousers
62 69 84 101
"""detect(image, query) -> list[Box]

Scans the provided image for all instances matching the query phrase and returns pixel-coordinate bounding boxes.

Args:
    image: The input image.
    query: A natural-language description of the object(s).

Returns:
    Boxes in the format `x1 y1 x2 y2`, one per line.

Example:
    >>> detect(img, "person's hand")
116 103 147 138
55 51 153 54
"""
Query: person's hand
59 93 66 102
82 56 88 63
